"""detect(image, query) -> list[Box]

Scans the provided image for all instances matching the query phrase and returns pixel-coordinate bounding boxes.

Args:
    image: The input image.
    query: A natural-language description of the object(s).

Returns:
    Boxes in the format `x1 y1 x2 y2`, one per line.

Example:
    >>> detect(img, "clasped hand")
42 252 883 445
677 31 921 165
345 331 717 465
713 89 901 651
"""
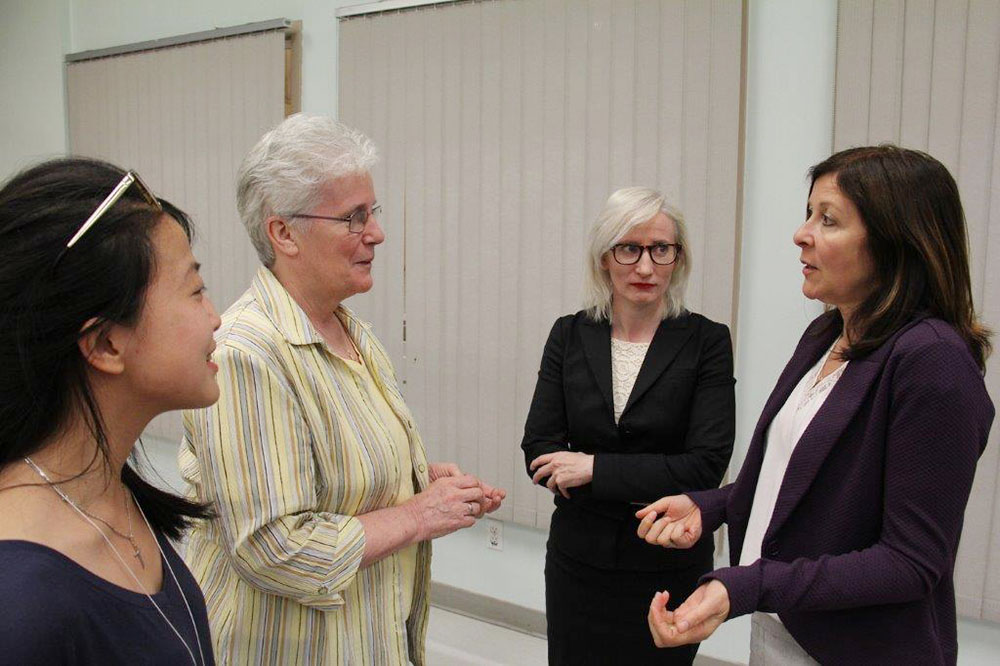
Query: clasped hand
529 451 594 498
427 462 506 518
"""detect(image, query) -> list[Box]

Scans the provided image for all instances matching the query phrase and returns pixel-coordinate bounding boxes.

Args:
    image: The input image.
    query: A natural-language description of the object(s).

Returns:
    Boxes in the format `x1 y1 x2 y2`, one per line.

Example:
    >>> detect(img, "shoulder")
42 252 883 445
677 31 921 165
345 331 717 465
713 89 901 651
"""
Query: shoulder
887 318 983 380
549 311 595 338
216 290 285 358
0 543 83 644
682 311 731 342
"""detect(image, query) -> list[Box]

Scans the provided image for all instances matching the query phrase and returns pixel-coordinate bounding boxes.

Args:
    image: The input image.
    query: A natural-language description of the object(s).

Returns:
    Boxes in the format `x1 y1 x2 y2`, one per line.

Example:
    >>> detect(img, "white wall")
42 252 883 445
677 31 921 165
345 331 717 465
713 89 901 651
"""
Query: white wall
0 0 70 180
4 0 1000 663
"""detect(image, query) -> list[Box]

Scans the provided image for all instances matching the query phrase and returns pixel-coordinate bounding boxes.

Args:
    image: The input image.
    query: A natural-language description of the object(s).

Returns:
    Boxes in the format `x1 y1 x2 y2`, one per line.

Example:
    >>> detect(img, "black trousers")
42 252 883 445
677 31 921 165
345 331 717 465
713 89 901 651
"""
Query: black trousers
545 546 707 666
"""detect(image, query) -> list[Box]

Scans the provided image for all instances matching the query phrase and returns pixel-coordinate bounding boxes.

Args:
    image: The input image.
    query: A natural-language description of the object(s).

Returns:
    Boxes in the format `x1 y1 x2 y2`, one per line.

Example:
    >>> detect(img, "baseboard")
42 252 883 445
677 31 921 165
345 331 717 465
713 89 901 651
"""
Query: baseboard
430 582 547 639
429 582 745 666
694 657 742 666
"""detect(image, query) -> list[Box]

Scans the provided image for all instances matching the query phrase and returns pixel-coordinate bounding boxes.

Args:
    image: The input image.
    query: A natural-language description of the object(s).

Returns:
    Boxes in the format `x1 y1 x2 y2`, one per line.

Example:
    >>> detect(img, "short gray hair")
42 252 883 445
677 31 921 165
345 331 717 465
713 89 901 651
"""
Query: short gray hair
236 113 379 265
582 186 691 322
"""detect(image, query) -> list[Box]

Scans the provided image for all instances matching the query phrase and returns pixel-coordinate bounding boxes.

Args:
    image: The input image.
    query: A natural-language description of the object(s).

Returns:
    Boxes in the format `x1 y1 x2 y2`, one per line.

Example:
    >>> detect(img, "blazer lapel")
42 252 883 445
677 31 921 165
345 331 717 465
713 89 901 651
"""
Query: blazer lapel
752 328 835 452
763 316 928 541
579 317 614 418
727 318 838 542
764 356 883 539
622 315 694 415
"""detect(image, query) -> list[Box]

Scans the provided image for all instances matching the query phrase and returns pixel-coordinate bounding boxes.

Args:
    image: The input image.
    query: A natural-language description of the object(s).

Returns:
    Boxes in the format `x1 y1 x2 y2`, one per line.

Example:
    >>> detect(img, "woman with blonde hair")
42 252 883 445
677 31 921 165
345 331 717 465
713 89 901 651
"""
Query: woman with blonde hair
522 187 735 664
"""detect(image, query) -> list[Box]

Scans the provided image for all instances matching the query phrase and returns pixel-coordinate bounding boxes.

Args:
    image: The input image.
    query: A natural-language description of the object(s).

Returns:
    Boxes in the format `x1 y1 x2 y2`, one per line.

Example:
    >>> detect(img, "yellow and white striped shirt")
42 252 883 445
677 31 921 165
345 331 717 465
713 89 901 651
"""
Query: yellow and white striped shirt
180 266 431 665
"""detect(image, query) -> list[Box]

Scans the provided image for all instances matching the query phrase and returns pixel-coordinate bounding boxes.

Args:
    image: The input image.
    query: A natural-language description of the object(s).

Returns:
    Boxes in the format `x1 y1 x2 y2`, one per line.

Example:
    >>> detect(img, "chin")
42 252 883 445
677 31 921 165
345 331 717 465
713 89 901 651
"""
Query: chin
184 382 221 409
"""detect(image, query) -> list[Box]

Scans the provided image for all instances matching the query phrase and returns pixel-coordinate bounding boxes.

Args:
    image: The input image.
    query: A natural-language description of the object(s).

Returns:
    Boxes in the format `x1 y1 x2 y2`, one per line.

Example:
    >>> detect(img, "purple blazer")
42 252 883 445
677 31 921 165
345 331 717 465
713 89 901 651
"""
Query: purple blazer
688 312 994 665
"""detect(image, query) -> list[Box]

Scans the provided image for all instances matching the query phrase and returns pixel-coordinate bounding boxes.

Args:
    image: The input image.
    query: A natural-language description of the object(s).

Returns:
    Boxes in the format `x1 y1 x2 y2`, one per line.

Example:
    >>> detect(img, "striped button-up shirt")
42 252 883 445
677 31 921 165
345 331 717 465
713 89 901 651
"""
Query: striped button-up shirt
180 266 431 665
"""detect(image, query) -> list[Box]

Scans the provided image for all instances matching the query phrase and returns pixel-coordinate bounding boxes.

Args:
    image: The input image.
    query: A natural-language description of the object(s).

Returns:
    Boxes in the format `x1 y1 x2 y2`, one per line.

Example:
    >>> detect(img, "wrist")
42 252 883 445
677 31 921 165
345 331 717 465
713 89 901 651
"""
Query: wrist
399 498 426 544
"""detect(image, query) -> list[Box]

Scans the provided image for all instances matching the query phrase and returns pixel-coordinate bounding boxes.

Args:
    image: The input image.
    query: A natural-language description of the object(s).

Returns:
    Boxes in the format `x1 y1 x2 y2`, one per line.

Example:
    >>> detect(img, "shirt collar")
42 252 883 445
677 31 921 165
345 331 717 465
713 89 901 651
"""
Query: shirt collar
250 266 375 354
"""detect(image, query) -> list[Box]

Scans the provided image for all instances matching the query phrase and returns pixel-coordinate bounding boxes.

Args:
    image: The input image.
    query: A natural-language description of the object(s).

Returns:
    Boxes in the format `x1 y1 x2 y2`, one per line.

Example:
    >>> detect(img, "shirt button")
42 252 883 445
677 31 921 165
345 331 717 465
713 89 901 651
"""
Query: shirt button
418 464 426 473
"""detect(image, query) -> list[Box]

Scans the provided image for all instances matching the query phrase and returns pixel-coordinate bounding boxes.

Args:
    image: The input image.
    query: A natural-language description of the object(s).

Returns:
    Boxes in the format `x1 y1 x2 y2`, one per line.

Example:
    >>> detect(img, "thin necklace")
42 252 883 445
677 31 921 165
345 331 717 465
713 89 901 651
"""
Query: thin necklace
23 457 205 666
24 460 144 567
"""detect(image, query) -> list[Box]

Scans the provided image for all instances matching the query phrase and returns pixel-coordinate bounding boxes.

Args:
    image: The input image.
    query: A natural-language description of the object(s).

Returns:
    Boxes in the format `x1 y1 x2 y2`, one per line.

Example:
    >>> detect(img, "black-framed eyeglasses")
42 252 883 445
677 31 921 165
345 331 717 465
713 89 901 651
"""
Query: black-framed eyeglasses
611 242 681 266
65 171 161 249
285 204 382 234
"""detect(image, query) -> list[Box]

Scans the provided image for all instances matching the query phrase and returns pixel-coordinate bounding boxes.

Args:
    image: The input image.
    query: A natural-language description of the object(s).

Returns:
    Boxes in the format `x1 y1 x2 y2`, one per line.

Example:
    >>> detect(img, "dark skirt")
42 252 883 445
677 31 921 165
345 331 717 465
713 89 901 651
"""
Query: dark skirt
545 546 707 665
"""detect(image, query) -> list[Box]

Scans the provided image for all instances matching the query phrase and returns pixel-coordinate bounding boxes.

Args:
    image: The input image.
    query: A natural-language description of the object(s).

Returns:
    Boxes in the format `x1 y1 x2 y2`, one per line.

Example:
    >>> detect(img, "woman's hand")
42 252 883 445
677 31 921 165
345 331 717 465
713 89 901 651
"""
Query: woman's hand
404 474 484 540
529 451 594 498
635 494 702 549
428 462 462 481
428 462 506 517
648 580 730 647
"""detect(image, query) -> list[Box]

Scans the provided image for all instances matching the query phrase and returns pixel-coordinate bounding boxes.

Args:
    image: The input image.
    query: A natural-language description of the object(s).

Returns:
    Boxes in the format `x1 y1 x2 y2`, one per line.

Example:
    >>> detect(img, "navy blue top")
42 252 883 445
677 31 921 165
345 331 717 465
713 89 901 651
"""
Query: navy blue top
0 531 214 665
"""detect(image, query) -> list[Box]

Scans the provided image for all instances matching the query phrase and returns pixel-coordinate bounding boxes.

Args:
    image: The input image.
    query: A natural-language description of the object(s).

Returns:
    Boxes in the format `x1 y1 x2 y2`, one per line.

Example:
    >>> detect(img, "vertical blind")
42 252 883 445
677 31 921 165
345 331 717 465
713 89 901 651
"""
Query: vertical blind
834 0 1000 622
66 28 287 440
339 0 745 529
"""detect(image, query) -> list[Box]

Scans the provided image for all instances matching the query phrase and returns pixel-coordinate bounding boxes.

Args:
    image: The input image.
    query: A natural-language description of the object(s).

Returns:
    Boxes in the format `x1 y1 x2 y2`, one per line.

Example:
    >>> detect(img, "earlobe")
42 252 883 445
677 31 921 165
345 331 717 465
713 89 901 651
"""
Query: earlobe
267 216 300 258
77 318 127 375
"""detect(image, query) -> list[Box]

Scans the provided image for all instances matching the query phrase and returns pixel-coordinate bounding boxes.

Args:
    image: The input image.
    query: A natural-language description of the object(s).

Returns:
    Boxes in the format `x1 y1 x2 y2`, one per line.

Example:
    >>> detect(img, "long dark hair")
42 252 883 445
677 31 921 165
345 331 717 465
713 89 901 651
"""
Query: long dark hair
808 145 991 370
0 157 211 538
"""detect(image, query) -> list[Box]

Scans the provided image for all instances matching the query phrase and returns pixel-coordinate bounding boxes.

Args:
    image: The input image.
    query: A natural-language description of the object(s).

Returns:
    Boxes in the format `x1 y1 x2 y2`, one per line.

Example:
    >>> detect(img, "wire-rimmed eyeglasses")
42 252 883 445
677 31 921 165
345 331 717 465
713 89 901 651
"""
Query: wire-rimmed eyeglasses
285 204 382 234
65 171 161 249
611 242 681 266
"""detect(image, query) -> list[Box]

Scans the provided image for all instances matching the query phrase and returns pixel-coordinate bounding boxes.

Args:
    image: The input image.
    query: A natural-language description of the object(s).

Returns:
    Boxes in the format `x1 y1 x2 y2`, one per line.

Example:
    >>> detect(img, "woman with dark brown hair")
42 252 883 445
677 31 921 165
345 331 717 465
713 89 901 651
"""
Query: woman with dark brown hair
637 145 993 665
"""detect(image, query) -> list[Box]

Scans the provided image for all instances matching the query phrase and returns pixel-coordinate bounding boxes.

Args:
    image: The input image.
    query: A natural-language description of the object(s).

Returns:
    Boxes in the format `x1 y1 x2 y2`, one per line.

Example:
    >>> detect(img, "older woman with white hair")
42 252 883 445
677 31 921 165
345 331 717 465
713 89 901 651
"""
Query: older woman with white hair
522 187 735 664
180 113 504 665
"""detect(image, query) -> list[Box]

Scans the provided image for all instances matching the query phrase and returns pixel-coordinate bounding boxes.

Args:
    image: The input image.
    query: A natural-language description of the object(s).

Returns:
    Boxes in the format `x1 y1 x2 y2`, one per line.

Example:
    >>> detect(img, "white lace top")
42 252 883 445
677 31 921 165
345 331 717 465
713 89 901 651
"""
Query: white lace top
611 338 651 423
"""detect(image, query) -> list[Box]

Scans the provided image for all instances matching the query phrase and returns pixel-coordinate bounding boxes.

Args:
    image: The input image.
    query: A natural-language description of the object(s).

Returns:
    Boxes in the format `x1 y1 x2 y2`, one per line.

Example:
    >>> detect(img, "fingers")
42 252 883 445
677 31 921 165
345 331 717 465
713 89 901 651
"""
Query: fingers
643 515 673 546
531 463 553 485
430 462 462 480
458 486 486 504
673 587 718 633
446 474 482 489
638 494 684 519
647 590 676 648
666 519 690 548
529 453 553 471
637 510 657 538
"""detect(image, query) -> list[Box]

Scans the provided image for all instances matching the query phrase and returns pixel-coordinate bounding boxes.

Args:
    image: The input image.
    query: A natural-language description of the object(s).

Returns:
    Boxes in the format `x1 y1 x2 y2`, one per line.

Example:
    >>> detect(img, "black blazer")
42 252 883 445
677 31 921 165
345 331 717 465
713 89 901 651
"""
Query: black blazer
521 310 735 571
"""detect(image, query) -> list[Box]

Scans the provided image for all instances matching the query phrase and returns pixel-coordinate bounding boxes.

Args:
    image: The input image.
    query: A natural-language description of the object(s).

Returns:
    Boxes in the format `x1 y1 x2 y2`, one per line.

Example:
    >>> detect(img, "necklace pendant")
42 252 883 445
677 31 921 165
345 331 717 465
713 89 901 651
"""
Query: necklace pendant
132 541 144 567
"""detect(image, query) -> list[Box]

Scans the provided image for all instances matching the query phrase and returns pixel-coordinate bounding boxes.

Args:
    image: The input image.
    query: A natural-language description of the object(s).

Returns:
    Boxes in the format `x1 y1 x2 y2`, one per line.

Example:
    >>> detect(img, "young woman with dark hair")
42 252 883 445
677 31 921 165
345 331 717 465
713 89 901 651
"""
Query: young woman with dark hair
0 157 220 664
638 145 993 665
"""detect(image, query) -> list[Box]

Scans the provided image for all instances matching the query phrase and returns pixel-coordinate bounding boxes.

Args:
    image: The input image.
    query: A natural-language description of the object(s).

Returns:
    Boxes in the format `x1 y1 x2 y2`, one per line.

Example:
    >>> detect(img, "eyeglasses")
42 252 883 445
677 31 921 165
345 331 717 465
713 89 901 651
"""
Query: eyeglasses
286 204 382 234
65 171 161 249
611 243 681 266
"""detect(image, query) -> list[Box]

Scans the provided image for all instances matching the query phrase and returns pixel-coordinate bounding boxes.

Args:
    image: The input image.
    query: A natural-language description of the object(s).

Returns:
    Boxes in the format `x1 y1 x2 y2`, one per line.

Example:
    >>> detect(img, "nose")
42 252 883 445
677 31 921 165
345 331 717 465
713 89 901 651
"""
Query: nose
363 210 385 245
634 249 655 276
205 294 222 331
793 220 811 248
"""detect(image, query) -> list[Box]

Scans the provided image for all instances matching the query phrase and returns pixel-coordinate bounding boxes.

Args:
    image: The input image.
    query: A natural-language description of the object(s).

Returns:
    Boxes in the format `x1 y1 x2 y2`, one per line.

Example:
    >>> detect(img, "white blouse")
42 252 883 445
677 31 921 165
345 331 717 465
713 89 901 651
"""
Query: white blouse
739 344 849 567
611 338 650 423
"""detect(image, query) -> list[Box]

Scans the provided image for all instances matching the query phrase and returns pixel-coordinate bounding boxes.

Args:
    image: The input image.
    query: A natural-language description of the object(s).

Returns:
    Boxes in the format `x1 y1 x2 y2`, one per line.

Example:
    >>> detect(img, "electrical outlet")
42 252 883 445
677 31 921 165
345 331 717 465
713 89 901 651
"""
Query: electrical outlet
486 518 503 551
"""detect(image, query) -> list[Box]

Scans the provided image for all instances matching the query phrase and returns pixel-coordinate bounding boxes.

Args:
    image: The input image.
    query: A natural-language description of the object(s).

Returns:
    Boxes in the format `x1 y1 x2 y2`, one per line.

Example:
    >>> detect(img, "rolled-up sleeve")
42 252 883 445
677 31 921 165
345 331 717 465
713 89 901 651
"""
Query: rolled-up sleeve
185 346 365 610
